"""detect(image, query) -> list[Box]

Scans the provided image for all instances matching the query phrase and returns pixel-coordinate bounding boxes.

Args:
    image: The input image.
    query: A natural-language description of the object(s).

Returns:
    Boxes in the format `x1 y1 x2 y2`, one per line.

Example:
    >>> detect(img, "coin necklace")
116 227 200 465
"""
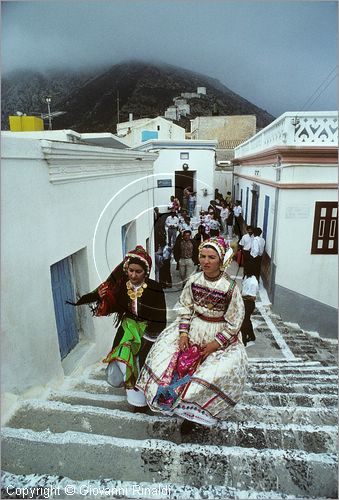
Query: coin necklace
126 280 147 300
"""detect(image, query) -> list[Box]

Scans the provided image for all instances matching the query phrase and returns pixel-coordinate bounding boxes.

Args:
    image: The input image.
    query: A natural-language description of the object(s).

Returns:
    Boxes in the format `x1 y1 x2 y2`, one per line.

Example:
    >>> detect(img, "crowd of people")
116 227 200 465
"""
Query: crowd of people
70 186 265 434
154 189 261 289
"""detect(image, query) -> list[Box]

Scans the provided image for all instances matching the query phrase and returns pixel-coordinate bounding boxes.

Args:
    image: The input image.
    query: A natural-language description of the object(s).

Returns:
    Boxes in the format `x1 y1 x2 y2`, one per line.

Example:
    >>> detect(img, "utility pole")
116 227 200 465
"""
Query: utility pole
117 89 120 125
46 97 52 130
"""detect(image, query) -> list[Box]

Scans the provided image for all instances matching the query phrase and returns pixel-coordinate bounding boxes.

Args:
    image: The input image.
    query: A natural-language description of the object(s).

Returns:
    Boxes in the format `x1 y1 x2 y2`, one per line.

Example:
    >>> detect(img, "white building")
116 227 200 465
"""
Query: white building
0 129 130 149
164 106 180 121
173 98 190 117
133 139 218 214
233 111 338 337
1 131 157 415
116 116 185 147
197 87 207 95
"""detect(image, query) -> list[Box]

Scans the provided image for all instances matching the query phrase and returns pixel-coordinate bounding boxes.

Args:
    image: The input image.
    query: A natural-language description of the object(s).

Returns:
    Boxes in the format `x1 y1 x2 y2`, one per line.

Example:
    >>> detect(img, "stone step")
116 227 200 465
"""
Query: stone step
2 427 337 498
242 391 338 409
6 400 337 454
48 390 130 411
6 401 180 442
74 378 126 394
247 381 338 394
72 380 125 395
248 366 337 375
86 359 334 373
248 373 337 384
76 378 338 398
9 397 338 435
0 470 326 500
181 421 337 454
89 363 337 382
234 404 337 426
49 387 338 416
248 360 335 367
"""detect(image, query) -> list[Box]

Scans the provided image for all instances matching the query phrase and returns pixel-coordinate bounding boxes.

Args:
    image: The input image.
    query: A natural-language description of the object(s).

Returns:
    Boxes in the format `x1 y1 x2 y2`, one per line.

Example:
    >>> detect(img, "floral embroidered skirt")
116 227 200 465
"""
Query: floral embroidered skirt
136 316 248 426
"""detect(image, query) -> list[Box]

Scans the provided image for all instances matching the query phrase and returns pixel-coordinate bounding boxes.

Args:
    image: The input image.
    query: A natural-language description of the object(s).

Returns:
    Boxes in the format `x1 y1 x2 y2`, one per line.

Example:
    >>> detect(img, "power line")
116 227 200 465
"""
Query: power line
302 73 337 110
300 65 338 111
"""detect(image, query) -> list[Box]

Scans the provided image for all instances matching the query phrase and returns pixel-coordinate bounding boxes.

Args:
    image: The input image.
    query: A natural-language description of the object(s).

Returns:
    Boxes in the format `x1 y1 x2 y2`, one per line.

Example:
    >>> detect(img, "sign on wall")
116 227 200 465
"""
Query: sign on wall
157 179 172 188
285 206 310 219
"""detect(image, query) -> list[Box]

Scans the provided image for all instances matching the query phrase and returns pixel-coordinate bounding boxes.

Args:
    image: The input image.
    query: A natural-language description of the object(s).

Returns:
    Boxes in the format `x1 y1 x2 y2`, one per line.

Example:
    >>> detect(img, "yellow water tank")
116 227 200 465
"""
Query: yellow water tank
9 115 44 131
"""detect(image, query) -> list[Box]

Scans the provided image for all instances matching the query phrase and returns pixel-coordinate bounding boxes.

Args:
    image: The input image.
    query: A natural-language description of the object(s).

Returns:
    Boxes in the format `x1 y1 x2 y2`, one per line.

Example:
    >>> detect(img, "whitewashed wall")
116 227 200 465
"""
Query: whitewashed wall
1 135 157 405
274 188 338 308
233 165 337 307
148 147 217 213
213 171 233 198
118 117 185 147
233 167 277 257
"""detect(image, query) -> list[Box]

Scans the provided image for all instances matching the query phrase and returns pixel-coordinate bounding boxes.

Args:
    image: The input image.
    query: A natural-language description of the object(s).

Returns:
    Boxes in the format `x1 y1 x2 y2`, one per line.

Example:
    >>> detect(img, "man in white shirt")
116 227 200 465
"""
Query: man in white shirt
239 225 254 276
233 201 242 218
241 275 259 346
250 227 265 280
165 210 180 247
233 200 243 238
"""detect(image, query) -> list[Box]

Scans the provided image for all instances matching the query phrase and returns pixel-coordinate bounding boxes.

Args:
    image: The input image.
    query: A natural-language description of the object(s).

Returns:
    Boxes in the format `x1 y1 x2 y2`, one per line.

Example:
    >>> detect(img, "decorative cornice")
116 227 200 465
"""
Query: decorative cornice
40 140 157 184
233 173 337 190
234 146 338 166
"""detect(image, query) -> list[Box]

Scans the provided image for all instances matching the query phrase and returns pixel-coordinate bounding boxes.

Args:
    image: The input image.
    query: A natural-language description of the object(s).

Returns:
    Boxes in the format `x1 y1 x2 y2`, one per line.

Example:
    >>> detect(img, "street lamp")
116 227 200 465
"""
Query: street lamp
46 97 52 130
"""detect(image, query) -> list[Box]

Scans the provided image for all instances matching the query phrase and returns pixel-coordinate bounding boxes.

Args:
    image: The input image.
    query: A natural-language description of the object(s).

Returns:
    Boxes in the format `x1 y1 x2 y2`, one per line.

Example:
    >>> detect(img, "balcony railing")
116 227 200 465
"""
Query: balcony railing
234 111 338 158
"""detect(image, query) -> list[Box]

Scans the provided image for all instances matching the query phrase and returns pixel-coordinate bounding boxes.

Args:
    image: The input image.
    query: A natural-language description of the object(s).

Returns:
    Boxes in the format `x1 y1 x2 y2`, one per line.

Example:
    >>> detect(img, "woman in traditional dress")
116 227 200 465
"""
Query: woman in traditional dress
137 238 248 431
71 246 167 412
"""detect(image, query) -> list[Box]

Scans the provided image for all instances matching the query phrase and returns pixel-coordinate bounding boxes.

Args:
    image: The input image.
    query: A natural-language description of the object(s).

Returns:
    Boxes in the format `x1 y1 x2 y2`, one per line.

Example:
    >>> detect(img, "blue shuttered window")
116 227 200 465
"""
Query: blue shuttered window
51 257 79 359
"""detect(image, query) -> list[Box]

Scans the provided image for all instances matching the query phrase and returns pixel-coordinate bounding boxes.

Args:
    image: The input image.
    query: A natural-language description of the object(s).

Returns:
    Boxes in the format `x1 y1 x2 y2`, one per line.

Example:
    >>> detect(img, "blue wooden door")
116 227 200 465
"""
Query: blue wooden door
51 257 79 359
263 195 270 240
245 187 249 223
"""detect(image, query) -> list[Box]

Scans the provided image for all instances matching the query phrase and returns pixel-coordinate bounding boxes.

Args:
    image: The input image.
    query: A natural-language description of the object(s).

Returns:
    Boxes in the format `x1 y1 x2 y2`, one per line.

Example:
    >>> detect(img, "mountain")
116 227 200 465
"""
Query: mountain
2 61 275 132
1 68 94 129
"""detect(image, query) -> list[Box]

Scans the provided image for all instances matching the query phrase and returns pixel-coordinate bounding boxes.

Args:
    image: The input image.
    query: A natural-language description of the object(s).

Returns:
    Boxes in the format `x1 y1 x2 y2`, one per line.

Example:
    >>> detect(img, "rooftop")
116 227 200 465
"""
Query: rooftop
235 111 338 159
133 138 218 151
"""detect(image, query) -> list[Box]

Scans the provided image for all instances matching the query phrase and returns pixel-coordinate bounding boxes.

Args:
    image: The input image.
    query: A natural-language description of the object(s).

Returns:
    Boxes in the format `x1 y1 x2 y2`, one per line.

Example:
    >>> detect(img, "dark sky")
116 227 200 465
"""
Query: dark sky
2 0 338 116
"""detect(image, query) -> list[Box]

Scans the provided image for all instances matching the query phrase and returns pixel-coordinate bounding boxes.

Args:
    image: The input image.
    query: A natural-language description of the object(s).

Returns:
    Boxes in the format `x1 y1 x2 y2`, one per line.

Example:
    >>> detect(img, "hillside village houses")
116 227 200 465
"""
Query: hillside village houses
164 86 207 120
233 111 338 337
1 108 338 422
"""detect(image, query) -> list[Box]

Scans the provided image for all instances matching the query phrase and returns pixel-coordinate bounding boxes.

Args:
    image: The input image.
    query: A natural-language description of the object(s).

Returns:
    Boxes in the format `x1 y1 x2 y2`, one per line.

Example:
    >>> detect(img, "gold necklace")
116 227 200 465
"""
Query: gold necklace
126 280 147 300
203 271 223 282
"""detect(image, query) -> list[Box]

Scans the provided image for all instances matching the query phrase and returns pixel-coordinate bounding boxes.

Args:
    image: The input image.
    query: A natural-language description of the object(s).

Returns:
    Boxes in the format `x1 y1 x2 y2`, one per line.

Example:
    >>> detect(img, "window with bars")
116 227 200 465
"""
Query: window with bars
311 202 338 254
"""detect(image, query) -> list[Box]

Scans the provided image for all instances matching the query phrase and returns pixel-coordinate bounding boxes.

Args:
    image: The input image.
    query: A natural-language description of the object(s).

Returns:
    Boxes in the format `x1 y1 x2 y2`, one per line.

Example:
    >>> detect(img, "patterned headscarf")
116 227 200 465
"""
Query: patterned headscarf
199 237 233 268
123 245 152 275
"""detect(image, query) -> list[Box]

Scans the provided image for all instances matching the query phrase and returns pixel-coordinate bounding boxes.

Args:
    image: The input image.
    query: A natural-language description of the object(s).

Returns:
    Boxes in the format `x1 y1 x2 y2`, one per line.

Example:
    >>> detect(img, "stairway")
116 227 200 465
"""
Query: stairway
1 327 338 499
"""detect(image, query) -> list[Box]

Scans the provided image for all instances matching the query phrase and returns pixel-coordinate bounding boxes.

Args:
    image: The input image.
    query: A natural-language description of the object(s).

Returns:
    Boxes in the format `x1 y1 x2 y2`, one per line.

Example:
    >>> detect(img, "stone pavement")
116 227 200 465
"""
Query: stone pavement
1 258 338 499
